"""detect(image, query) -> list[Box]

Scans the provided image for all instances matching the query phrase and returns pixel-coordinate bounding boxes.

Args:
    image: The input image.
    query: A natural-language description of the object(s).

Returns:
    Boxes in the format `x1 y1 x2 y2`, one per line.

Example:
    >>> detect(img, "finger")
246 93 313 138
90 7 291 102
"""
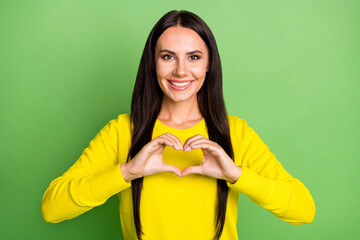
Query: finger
162 135 182 151
163 132 183 150
181 166 203 177
183 134 205 146
188 141 221 156
161 164 182 177
150 136 175 151
156 135 179 150
186 139 217 152
188 138 215 147
183 134 206 150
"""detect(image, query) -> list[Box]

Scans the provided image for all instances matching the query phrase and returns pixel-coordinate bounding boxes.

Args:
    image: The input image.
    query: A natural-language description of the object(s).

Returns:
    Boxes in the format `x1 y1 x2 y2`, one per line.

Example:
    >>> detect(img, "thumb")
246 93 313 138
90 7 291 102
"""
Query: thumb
161 164 182 177
181 166 203 177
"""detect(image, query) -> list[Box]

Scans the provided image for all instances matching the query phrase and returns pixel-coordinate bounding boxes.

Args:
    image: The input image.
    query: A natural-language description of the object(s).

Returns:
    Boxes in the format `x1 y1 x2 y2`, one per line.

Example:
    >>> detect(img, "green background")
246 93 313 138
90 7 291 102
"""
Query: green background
1 0 359 239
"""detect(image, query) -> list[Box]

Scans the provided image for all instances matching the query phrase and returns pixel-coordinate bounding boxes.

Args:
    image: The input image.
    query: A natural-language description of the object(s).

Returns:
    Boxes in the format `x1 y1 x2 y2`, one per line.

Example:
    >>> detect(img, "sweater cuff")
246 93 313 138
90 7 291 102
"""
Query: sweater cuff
88 163 132 204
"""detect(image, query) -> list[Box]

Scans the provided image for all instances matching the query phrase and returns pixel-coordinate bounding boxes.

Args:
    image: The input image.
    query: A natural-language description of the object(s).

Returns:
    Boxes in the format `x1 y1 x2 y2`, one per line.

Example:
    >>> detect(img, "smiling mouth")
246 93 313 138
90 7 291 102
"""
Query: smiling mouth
167 80 194 91
169 80 192 87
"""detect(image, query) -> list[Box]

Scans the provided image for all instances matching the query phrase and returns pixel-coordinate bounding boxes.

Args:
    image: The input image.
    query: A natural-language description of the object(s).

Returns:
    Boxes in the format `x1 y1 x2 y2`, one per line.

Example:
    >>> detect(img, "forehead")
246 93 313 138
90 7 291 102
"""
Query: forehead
155 26 208 52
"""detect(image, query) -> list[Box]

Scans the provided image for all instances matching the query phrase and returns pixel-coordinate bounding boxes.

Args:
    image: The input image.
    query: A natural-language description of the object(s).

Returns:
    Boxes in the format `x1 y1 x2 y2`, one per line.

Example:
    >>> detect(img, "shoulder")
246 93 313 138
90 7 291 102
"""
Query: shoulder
115 113 131 124
226 115 258 144
104 113 131 132
105 113 132 139
226 115 266 149
104 113 130 125
226 115 249 133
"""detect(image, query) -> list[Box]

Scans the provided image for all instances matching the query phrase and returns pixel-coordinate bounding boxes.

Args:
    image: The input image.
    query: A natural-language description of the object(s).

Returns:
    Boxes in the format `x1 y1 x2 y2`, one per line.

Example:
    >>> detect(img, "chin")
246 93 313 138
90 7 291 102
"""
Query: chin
165 94 196 103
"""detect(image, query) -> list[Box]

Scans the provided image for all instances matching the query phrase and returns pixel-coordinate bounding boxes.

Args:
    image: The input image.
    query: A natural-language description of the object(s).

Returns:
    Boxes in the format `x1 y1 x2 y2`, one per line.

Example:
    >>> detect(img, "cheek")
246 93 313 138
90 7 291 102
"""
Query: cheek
156 62 172 78
155 62 170 93
190 64 208 78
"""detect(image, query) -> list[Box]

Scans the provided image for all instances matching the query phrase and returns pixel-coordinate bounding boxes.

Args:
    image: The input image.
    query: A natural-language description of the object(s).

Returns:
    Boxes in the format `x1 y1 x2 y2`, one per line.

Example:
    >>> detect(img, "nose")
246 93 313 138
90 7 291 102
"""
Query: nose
173 57 187 77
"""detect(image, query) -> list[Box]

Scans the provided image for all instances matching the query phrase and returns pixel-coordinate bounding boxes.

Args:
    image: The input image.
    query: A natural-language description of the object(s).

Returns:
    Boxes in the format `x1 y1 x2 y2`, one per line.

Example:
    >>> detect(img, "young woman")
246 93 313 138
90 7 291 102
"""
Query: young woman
41 10 316 240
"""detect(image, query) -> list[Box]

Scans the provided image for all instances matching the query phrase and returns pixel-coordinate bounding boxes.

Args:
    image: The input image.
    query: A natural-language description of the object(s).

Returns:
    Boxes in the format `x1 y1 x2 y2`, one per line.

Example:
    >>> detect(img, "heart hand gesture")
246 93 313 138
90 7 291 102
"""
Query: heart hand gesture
181 134 242 184
120 133 242 184
120 133 183 182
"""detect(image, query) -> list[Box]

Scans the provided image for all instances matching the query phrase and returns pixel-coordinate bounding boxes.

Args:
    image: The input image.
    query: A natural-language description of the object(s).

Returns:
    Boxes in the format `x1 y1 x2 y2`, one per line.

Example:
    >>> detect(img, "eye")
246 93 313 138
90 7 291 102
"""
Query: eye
189 55 201 60
161 54 174 60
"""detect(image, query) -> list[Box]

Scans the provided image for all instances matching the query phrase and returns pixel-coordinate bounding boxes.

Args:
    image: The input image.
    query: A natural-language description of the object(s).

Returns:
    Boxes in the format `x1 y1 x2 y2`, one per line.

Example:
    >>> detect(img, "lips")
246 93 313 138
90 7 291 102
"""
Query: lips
167 80 194 91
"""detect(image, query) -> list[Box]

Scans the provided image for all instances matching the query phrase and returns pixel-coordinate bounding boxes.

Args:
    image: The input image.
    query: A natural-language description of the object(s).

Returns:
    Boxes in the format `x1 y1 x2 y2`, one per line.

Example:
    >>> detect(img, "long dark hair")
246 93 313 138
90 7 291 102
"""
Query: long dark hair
126 10 234 240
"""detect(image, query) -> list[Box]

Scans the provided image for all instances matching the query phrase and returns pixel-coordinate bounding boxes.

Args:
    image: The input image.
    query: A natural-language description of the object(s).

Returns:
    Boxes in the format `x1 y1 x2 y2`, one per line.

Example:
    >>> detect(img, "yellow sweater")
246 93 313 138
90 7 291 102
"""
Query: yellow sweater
41 113 316 239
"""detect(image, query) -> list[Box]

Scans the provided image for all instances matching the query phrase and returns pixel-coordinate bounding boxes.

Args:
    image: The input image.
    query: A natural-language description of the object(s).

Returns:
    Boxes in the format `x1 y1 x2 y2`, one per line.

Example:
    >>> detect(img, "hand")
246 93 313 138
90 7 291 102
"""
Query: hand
181 134 242 183
121 133 183 182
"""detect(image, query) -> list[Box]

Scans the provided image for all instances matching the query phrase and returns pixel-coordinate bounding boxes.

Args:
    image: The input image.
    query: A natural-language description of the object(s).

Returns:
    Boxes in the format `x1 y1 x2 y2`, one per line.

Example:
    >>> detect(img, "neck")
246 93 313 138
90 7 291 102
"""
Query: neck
157 95 203 124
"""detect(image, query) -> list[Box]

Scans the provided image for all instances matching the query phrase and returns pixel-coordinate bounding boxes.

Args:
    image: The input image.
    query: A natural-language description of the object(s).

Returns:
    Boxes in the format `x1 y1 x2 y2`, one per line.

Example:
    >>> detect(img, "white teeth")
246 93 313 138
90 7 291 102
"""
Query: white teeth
170 81 192 87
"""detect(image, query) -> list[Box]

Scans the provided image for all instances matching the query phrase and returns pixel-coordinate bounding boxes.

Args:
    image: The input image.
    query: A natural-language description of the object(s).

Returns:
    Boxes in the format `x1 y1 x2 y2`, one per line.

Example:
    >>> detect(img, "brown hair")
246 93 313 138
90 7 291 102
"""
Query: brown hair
127 10 234 240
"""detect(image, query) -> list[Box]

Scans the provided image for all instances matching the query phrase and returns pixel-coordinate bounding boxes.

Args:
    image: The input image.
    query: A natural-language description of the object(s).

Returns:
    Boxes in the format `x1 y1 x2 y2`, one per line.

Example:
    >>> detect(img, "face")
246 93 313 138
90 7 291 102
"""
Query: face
154 26 209 103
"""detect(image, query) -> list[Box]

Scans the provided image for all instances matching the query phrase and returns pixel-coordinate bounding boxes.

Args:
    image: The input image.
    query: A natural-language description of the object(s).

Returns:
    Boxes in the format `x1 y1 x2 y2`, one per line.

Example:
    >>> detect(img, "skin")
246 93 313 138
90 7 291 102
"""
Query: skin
155 25 209 124
120 26 242 183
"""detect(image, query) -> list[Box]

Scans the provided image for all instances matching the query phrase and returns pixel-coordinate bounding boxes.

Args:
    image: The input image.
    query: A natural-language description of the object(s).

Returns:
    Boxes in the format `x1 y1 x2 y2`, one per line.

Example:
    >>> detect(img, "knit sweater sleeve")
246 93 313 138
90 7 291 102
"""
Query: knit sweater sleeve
41 115 132 223
226 117 316 224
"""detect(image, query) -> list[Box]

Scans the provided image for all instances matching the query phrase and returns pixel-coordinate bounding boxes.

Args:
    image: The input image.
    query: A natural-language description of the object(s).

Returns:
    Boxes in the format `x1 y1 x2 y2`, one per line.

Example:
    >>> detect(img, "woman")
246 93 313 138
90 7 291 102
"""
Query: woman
41 10 316 240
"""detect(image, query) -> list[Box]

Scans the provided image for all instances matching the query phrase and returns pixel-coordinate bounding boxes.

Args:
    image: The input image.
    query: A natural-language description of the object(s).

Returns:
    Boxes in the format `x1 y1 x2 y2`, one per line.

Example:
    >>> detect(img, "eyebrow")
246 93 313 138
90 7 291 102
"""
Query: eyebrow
159 49 203 55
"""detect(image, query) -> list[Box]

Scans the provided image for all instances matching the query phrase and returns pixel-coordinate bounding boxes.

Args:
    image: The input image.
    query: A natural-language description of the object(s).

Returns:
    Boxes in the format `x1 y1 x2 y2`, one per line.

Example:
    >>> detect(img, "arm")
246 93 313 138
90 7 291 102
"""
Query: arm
41 116 131 223
227 117 316 224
